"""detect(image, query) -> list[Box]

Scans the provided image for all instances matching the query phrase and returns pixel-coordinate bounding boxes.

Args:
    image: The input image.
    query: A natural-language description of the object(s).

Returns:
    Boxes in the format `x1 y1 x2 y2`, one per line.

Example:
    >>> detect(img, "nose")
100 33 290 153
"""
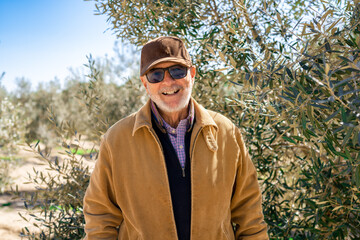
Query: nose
162 70 175 84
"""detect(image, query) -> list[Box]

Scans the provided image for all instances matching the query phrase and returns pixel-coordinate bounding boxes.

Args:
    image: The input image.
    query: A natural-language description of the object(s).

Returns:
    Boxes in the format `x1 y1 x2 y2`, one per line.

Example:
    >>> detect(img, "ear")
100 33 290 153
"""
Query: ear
140 75 149 93
190 66 196 83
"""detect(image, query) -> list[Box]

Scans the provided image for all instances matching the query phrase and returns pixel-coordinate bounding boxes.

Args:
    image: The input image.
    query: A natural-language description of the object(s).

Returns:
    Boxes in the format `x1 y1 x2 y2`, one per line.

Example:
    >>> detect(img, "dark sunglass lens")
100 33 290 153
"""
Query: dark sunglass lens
169 66 187 79
147 69 165 83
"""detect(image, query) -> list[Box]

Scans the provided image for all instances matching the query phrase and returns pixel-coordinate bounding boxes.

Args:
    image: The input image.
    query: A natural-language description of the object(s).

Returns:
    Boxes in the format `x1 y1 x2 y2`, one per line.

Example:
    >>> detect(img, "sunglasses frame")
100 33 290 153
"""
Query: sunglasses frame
146 65 188 83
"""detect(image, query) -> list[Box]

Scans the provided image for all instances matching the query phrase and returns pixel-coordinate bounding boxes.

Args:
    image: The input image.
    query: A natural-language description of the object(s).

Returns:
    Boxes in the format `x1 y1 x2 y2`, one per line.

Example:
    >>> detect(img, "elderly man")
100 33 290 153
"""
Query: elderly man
83 36 268 240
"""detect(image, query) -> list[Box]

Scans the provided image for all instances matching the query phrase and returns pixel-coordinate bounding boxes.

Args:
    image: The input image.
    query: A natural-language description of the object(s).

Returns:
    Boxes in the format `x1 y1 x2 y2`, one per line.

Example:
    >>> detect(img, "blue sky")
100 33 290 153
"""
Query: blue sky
0 0 119 92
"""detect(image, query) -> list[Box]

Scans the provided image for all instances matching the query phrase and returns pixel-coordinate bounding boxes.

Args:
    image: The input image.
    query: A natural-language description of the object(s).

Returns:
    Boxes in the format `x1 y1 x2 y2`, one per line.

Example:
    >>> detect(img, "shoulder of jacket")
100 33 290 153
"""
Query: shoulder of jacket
206 109 236 130
104 112 137 140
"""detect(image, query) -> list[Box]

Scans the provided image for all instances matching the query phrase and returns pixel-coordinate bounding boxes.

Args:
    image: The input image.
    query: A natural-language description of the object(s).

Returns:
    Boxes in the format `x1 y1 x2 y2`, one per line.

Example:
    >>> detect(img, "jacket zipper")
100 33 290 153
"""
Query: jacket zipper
151 127 187 177
149 125 205 240
189 126 204 240
181 126 204 178
151 125 204 183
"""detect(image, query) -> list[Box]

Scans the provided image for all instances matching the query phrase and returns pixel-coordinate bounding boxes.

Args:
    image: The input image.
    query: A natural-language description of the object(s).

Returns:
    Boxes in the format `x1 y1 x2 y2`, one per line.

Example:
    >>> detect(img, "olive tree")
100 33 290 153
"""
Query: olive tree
16 50 145 240
87 0 360 238
15 0 360 238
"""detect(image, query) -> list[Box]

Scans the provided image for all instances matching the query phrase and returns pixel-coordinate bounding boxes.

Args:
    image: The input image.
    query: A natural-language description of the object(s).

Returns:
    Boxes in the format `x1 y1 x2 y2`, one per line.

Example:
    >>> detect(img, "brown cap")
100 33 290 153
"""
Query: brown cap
140 36 192 76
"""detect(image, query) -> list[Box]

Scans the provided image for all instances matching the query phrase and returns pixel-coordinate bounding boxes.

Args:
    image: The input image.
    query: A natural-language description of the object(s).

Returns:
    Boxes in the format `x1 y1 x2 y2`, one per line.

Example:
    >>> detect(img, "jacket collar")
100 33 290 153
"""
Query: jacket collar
132 97 218 137
132 99 153 136
190 99 218 152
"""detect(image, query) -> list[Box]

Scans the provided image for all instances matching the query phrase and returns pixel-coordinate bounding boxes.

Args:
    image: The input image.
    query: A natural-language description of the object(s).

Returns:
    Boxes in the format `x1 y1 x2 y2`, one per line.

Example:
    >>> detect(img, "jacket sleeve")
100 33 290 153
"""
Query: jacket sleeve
231 127 269 240
83 135 123 239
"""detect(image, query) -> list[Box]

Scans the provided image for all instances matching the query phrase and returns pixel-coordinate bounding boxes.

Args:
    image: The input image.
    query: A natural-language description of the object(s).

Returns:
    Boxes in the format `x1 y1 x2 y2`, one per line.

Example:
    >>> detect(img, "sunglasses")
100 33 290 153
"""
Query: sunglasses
146 65 188 83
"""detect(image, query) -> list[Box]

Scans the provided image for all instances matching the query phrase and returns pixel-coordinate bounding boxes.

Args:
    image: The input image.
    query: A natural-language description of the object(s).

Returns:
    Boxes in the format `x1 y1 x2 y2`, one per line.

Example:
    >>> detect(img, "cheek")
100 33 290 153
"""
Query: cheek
144 82 150 91
186 78 194 88
141 77 150 91
145 84 158 95
146 86 152 95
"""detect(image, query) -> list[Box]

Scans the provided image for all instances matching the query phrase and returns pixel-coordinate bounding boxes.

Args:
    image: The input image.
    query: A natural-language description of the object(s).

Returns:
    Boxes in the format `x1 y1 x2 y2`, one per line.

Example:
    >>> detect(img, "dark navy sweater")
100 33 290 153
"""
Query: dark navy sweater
152 117 192 240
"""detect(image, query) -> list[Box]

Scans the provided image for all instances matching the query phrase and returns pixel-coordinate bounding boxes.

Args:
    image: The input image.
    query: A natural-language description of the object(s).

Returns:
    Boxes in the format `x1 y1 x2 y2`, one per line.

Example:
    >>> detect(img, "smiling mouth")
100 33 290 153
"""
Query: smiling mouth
162 89 180 95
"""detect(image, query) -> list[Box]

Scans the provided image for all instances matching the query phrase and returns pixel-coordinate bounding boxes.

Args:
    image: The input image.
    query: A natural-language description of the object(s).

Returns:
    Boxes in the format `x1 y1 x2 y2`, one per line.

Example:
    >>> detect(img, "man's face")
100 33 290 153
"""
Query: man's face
140 62 196 114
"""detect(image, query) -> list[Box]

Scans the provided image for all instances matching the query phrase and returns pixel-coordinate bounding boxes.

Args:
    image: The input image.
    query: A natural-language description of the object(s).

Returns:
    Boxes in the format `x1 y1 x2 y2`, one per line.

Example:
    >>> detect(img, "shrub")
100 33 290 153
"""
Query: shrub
0 97 27 153
15 55 145 239
88 0 360 238
0 97 27 192
18 133 91 239
14 0 360 239
0 158 12 193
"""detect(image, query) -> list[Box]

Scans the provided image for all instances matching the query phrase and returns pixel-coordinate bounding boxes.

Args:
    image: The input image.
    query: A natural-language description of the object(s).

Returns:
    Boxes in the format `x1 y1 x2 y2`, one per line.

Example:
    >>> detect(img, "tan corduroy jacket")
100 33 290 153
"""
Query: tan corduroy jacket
83 98 268 240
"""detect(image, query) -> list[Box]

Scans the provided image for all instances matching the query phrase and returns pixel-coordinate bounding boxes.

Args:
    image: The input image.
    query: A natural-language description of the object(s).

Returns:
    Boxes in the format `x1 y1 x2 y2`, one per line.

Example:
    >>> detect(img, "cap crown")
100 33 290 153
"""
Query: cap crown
140 36 192 76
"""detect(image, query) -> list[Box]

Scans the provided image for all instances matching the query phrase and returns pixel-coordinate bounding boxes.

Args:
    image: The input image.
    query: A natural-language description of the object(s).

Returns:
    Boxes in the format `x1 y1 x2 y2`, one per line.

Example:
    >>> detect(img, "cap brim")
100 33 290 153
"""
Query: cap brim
140 57 192 76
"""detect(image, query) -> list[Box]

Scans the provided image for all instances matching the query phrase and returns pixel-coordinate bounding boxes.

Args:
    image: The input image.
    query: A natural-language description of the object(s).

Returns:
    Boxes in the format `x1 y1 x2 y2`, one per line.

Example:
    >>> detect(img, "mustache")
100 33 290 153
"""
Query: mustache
158 85 183 94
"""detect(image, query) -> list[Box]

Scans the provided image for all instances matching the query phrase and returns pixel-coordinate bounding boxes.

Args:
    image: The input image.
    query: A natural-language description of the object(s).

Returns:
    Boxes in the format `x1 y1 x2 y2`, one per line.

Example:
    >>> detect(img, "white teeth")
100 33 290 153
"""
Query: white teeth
163 89 179 95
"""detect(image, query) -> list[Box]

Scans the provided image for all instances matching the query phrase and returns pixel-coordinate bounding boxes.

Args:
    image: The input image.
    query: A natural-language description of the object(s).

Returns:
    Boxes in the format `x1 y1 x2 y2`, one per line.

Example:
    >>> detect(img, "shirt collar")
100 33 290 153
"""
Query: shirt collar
132 98 217 138
150 99 195 133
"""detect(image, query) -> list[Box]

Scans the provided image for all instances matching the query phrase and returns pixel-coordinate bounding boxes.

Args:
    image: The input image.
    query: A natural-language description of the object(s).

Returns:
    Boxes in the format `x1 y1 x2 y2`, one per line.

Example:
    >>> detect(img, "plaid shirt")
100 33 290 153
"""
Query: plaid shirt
151 100 195 169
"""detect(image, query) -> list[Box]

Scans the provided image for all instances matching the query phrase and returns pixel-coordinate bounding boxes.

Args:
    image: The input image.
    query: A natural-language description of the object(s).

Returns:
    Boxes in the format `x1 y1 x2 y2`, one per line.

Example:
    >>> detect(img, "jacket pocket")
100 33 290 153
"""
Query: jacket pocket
117 230 143 240
117 221 143 240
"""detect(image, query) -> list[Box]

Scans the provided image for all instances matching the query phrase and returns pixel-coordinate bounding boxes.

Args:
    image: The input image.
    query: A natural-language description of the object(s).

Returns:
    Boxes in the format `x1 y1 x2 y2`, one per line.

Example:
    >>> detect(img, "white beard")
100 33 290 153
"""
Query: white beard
146 82 193 114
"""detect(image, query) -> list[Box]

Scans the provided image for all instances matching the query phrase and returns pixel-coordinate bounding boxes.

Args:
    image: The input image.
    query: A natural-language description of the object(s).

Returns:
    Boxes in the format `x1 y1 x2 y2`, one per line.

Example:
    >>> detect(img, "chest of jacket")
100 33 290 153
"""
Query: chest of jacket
105 120 239 240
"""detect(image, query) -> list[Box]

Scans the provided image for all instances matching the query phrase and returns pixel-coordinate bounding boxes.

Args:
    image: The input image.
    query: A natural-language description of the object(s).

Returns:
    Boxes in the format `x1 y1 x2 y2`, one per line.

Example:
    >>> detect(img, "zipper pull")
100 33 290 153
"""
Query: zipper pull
182 168 185 177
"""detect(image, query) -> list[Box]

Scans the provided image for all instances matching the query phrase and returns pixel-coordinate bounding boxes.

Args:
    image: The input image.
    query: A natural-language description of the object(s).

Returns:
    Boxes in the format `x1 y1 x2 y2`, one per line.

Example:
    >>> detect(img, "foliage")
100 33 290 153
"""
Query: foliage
13 78 63 146
0 75 24 190
79 54 145 140
0 96 27 192
0 72 7 99
0 158 12 193
0 97 27 153
18 133 91 239
0 96 26 193
10 42 144 145
14 52 145 239
5 0 358 239
86 0 360 239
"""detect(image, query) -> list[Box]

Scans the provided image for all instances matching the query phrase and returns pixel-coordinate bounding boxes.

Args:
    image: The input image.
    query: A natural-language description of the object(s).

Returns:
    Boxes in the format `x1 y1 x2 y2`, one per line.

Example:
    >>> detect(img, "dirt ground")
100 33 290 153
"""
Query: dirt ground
0 150 46 239
0 145 95 239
